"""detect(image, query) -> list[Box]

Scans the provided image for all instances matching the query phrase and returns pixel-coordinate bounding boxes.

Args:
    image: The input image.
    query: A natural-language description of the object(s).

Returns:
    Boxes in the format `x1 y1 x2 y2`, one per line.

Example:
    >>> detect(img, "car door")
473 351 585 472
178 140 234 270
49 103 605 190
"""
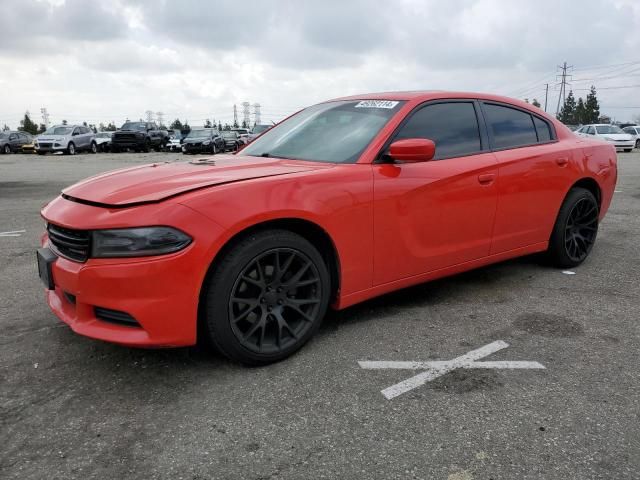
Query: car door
9 133 20 151
372 100 498 285
18 133 29 148
480 102 576 254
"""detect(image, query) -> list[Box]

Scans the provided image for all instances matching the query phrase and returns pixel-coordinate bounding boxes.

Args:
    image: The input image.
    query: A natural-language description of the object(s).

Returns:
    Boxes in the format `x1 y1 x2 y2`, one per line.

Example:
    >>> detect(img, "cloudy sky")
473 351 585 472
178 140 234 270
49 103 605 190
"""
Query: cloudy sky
1 0 640 129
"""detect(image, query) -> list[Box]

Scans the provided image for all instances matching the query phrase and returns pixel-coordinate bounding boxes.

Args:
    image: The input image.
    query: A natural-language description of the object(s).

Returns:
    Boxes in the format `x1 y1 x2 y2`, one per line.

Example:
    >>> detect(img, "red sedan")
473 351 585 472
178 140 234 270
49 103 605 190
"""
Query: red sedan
38 91 617 364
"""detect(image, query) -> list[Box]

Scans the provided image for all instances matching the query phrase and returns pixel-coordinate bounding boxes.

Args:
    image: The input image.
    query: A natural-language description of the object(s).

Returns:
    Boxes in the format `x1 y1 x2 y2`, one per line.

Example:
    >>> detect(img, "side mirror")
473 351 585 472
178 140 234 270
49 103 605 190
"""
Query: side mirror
388 138 435 163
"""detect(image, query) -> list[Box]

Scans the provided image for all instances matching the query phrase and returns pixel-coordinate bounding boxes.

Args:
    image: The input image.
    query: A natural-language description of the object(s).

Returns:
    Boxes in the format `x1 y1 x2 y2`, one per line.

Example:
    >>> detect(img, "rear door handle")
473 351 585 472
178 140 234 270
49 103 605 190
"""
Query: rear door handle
477 173 495 185
556 157 569 166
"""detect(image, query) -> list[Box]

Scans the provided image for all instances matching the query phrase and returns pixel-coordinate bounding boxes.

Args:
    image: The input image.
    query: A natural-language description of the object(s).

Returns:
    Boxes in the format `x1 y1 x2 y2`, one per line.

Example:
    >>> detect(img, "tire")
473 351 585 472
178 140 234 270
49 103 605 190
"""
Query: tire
3 144 10 154
90 142 97 154
636 139 640 148
66 142 76 155
547 187 599 268
142 140 150 153
201 229 331 365
37 152 46 156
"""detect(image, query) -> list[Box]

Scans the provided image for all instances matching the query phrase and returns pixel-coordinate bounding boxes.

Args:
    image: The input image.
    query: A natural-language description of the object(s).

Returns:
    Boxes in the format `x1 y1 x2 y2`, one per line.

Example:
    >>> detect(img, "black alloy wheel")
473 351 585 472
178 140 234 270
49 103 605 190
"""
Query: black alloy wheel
563 197 599 263
229 248 322 355
90 142 97 154
548 187 599 268
202 229 330 365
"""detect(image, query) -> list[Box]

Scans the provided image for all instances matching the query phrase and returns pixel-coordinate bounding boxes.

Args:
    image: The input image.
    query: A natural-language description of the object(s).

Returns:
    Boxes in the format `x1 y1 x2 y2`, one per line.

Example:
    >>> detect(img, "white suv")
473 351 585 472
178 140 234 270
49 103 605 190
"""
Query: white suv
622 125 640 149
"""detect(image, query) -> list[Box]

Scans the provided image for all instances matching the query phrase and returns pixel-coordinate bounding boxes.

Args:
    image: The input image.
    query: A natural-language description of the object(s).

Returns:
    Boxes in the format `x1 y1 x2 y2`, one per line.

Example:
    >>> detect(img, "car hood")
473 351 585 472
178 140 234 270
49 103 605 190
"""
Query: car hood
61 155 332 207
601 134 633 140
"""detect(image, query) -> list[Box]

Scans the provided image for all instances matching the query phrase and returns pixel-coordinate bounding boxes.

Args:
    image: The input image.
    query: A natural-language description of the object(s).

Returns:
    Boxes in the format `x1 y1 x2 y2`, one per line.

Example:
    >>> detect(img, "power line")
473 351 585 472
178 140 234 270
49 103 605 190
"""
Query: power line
555 62 573 116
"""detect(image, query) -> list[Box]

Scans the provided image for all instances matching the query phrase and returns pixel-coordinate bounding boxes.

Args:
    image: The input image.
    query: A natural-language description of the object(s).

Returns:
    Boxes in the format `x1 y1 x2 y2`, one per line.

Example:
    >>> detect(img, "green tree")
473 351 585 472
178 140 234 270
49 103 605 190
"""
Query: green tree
524 98 530 104
38 124 46 133
218 121 223 131
62 119 68 125
233 119 239 128
557 91 577 124
584 86 600 124
106 122 117 131
575 98 586 124
182 120 190 134
170 118 183 131
204 119 212 128
532 98 541 108
241 120 248 128
223 123 231 131
2 124 10 131
19 111 39 135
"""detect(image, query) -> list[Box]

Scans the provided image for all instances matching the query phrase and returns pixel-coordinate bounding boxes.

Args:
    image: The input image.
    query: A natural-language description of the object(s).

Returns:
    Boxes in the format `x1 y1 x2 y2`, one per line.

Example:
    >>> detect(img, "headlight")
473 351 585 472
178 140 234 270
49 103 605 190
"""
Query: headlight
90 227 191 258
34 141 39 146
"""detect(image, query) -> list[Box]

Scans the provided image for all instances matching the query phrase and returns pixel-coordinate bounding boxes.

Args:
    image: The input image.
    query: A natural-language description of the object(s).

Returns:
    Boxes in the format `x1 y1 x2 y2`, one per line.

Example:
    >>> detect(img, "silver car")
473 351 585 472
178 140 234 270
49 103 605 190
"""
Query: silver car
622 125 640 149
35 125 97 155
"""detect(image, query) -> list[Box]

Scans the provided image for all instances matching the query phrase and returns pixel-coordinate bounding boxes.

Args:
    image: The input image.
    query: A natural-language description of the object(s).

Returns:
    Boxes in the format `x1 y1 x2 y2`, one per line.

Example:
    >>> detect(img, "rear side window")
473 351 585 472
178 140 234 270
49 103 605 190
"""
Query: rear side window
483 103 537 149
533 117 552 142
394 102 481 159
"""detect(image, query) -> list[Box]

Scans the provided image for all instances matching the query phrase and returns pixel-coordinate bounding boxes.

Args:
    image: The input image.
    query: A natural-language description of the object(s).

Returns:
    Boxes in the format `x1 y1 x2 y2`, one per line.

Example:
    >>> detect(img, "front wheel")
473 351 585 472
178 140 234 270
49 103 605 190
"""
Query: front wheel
201 230 331 365
636 139 640 148
90 142 97 154
3 144 10 154
66 142 76 155
547 187 599 268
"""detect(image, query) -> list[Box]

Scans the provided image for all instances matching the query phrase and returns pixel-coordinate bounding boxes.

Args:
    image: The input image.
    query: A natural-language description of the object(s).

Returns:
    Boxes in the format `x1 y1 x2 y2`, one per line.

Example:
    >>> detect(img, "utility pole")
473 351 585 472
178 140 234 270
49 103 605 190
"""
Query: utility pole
233 104 238 126
40 107 50 129
145 110 154 123
253 103 261 125
544 84 549 112
156 111 164 127
555 62 572 116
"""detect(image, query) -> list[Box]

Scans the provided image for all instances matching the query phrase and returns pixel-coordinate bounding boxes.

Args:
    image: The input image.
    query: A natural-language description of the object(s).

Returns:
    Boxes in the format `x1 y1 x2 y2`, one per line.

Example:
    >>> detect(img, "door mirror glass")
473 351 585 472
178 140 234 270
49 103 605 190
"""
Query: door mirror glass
388 138 436 163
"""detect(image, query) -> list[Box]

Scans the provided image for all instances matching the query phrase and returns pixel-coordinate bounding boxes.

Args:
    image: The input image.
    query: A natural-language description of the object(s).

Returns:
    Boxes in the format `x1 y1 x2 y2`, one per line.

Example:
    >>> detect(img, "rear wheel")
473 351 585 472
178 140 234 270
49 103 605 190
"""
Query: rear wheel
547 187 599 268
3 144 10 154
90 141 97 154
142 140 150 153
201 229 330 365
636 139 640 148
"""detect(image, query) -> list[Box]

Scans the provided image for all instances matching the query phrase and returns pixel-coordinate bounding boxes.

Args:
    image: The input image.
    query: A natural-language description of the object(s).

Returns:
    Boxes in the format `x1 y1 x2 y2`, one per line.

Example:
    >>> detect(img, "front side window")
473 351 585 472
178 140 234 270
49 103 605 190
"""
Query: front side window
483 103 537 149
393 102 481 159
240 100 405 163
587 126 596 135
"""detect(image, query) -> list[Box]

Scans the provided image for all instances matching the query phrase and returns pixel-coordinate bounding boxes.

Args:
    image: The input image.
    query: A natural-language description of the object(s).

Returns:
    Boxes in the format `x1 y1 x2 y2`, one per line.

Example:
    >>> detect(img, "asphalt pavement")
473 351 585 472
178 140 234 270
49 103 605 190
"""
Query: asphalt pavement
1 150 639 479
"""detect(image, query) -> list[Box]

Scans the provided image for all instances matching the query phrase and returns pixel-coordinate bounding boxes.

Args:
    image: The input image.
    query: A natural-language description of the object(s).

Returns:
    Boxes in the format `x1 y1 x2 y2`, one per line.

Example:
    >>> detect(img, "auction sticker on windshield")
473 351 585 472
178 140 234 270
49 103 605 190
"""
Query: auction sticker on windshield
355 100 399 109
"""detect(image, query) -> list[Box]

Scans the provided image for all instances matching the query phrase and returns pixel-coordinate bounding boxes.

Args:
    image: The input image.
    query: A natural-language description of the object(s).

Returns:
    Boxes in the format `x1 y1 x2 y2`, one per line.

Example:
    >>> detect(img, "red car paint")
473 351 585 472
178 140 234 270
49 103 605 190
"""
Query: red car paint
40 91 617 347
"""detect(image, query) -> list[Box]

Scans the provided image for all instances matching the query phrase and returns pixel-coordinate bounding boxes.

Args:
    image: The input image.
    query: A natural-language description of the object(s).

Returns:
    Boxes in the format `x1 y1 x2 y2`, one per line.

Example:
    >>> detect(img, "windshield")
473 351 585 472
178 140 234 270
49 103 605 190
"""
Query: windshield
240 100 405 163
0 133 7 139
121 122 147 131
222 131 237 138
596 125 624 134
186 129 211 139
252 125 270 134
44 126 73 136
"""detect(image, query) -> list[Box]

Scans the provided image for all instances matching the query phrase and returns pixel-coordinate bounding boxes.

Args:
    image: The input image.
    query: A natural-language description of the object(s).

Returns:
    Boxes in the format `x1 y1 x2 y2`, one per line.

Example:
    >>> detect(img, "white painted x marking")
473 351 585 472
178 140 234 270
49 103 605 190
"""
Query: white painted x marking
0 229 26 237
359 340 545 399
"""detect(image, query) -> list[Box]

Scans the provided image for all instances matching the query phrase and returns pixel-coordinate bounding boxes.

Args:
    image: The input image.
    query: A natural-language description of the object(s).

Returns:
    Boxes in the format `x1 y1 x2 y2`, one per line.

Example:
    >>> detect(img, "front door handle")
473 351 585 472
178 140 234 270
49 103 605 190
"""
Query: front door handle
556 157 569 166
477 173 495 185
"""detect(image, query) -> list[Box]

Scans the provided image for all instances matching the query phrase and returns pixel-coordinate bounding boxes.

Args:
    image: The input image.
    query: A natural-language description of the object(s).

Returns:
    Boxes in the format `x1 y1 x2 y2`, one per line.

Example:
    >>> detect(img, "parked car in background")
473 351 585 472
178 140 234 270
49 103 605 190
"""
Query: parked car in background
165 132 183 152
111 122 168 152
95 132 113 152
0 131 32 154
232 128 250 145
575 124 635 152
182 128 225 154
37 91 617 365
22 136 37 154
247 124 272 142
621 125 640 148
35 125 97 155
221 130 243 151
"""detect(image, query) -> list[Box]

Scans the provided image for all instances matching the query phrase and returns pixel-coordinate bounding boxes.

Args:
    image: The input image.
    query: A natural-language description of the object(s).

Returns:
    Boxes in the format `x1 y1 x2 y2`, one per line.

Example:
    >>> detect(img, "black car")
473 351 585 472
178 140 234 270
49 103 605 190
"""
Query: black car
0 131 32 154
111 122 168 152
221 130 243 152
181 128 225 154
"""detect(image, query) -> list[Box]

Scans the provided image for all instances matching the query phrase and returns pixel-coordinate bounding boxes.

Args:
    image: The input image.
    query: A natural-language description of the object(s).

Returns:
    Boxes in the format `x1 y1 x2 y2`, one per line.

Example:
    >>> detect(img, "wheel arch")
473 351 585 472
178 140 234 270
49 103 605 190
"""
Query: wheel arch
197 217 342 338
569 177 602 209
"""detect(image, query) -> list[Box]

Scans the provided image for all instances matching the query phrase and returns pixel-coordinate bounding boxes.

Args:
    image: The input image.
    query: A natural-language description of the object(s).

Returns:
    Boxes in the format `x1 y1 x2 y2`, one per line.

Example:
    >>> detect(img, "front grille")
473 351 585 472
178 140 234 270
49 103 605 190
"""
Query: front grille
114 133 137 141
39 143 52 148
94 307 140 328
47 223 90 262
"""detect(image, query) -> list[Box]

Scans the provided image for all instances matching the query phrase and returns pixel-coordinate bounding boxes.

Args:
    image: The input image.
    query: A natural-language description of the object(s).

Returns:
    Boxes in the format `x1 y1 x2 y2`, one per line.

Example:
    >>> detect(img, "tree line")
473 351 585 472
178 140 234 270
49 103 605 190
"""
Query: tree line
557 86 600 125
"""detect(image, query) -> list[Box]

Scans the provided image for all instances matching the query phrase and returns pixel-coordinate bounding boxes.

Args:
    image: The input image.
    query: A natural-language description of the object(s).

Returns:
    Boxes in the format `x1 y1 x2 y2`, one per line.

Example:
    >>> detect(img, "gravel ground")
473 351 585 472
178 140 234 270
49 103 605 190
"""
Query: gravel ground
1 150 639 480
